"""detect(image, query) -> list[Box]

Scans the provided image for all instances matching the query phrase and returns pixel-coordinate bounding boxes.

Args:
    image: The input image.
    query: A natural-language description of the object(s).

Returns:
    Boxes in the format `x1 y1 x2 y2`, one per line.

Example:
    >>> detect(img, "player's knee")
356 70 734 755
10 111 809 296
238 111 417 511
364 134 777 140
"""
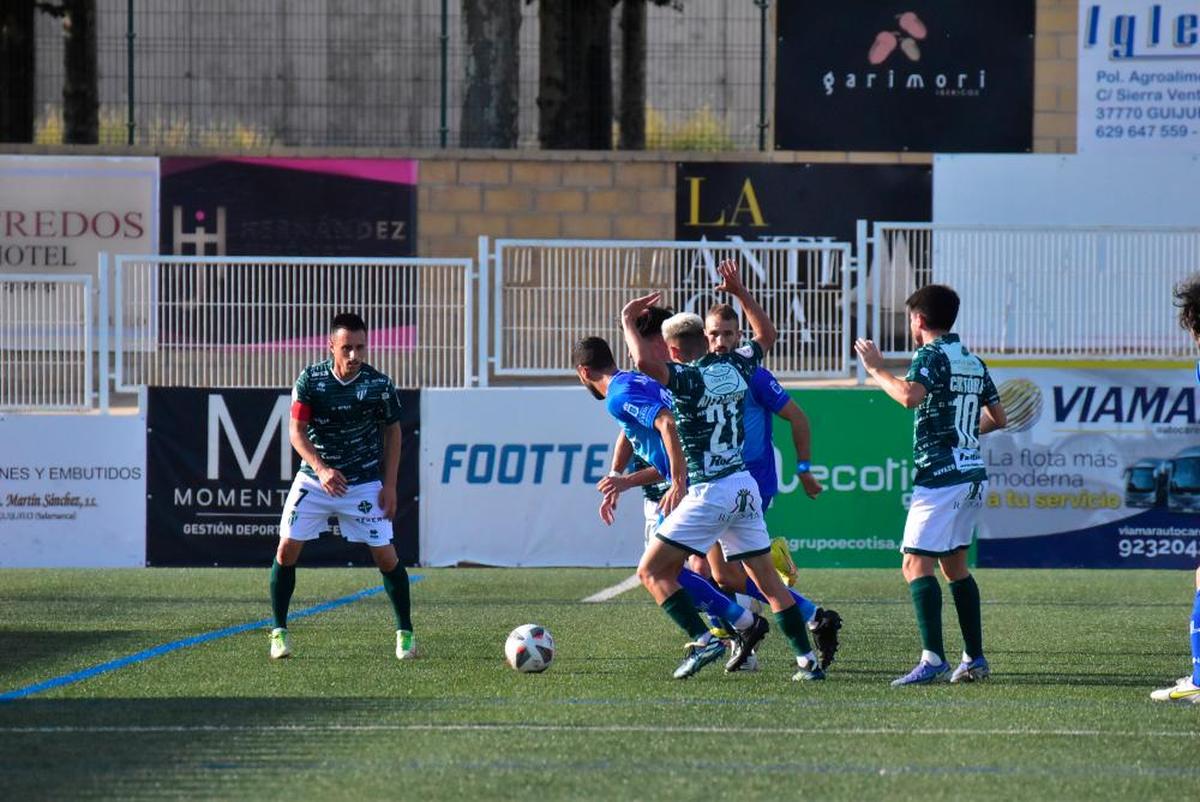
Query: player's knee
276 539 303 566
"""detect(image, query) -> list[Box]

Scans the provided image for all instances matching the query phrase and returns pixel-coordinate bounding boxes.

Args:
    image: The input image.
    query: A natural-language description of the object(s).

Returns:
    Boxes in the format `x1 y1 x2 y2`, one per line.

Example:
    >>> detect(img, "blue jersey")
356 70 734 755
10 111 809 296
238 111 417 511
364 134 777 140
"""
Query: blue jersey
742 366 791 501
605 371 673 494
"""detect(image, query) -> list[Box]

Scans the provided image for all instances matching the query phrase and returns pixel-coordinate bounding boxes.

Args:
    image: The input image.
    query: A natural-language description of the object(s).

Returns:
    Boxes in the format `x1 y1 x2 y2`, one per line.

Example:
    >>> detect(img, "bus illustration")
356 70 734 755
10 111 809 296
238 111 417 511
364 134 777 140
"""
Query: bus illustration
1123 458 1167 509
1163 446 1200 514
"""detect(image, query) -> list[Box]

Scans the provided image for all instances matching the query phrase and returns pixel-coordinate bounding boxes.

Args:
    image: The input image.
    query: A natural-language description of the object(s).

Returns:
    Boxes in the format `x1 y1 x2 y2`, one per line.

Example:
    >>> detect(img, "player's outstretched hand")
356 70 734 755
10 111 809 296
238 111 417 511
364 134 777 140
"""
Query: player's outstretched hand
599 496 617 525
597 474 629 498
378 483 397 517
621 291 662 324
657 482 687 517
799 472 823 500
317 465 349 497
714 259 746 297
854 338 884 371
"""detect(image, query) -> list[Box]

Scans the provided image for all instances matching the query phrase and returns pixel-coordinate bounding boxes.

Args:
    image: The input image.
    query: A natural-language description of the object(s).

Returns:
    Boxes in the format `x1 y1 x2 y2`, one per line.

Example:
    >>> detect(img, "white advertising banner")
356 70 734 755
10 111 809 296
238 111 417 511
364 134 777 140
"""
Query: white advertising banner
420 389 646 567
1078 2 1200 153
0 414 147 567
0 155 158 275
977 366 1200 568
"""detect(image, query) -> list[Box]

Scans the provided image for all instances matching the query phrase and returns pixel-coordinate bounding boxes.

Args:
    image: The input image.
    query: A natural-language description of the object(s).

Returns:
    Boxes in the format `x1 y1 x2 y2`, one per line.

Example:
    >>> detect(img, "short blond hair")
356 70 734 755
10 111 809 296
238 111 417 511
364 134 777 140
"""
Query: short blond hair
661 312 704 341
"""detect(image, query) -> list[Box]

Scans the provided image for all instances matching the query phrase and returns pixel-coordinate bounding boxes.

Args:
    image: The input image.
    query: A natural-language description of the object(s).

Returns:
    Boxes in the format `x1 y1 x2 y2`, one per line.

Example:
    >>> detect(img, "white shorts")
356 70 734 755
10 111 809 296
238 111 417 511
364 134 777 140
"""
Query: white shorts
902 480 987 556
655 471 770 561
642 498 663 548
279 472 393 547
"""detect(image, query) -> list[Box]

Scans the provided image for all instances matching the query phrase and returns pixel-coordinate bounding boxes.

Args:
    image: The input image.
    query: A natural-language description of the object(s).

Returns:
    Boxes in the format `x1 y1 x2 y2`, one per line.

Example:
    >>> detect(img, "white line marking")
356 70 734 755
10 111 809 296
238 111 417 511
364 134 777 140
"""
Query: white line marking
2 723 1197 738
580 574 641 603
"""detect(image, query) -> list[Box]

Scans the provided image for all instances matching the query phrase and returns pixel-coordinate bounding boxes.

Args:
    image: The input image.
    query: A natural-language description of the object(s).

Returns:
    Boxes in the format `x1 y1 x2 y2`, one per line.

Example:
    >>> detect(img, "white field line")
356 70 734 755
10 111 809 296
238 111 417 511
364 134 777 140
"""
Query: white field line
2 723 1197 738
580 574 641 603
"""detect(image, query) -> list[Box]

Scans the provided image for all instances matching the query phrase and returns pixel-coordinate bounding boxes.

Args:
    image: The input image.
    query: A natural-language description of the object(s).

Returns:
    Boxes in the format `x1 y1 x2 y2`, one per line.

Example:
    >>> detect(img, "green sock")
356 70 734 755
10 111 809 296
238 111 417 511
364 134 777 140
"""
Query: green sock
908 575 944 661
774 603 813 657
949 574 983 659
381 564 413 632
661 588 710 640
269 559 296 629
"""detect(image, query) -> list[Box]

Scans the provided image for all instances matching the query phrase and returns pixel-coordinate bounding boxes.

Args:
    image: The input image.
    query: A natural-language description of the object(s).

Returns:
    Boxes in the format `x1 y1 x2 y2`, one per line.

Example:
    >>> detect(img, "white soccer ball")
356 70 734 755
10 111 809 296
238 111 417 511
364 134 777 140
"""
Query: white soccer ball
505 624 555 673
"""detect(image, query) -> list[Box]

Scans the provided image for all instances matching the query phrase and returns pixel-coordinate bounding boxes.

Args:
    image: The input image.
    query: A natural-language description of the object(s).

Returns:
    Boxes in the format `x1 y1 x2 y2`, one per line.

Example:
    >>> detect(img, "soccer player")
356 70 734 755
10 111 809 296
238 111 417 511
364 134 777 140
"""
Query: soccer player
854 284 1006 686
621 259 830 682
1151 276 1200 703
574 333 772 678
267 312 416 661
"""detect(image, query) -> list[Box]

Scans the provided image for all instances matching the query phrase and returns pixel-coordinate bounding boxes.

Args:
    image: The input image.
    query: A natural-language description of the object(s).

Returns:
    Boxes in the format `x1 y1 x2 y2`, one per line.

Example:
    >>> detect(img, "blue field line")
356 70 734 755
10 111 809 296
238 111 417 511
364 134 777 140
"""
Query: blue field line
0 575 422 702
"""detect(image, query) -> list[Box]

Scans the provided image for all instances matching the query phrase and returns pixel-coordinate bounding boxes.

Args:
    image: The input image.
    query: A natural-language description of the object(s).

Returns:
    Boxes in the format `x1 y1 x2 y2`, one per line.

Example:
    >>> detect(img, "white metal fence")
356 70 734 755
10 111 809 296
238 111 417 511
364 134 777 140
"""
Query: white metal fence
480 237 854 382
0 275 96 411
112 256 475 390
865 223 1200 359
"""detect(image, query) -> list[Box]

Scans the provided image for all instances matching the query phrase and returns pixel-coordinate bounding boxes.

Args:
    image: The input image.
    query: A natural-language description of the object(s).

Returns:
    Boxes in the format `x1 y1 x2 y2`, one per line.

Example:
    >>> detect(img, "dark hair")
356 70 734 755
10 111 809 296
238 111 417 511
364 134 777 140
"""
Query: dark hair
571 336 617 371
1175 275 1200 341
331 312 367 334
706 303 737 322
905 284 959 331
635 305 675 339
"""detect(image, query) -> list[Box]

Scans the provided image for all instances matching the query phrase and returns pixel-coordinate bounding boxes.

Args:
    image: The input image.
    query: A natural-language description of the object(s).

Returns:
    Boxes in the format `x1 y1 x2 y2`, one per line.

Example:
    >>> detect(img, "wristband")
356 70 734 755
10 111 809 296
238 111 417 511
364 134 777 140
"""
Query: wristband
607 470 622 478
796 461 812 474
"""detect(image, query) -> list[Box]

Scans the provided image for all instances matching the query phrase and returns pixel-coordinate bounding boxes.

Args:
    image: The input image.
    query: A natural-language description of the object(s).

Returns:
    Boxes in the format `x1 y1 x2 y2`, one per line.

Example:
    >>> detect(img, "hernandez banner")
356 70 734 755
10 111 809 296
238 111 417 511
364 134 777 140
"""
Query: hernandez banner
676 162 930 245
978 366 1200 569
0 414 146 567
775 1 1033 152
159 157 417 257
765 389 916 568
146 387 419 567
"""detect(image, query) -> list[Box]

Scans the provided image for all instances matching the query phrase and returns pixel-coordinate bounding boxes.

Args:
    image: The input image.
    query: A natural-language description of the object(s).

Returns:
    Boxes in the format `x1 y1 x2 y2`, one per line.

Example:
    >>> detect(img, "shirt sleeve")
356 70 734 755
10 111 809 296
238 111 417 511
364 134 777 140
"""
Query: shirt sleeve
749 367 790 414
905 347 938 391
617 381 669 430
290 369 312 421
378 379 403 426
733 340 764 368
980 365 1001 407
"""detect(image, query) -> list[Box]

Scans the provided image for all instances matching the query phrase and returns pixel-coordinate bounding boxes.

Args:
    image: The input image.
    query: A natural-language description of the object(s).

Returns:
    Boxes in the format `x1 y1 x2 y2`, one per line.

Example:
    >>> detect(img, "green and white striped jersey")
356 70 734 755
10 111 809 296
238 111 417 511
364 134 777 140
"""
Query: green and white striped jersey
292 359 402 486
665 341 763 485
905 334 999 488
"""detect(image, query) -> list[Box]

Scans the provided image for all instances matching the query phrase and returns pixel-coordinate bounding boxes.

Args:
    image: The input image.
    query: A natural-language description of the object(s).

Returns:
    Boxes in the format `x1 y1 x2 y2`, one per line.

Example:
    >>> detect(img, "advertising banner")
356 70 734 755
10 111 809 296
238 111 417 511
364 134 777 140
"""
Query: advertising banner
1078 2 1200 153
420 389 645 567
765 389 915 568
146 387 419 567
676 162 930 245
978 366 1200 568
0 415 146 567
775 1 1033 152
159 157 417 256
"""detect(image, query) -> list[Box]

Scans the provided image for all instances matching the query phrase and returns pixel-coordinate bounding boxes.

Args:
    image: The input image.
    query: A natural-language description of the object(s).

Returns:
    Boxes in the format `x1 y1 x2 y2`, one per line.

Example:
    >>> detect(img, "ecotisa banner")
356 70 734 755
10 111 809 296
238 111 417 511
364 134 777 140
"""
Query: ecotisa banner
979 366 1200 568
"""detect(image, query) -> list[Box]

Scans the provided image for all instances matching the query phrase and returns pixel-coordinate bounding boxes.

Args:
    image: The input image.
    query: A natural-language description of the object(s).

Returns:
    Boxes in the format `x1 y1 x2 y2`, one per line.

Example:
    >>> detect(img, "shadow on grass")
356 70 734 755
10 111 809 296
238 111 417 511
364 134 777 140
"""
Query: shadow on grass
0 630 150 680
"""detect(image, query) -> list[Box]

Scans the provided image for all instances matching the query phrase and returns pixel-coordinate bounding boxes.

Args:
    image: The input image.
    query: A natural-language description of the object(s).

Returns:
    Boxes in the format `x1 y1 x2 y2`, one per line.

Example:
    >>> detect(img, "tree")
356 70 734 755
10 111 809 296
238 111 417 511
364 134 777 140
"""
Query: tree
0 0 36 142
537 0 613 150
461 0 522 148
59 0 97 144
616 0 645 150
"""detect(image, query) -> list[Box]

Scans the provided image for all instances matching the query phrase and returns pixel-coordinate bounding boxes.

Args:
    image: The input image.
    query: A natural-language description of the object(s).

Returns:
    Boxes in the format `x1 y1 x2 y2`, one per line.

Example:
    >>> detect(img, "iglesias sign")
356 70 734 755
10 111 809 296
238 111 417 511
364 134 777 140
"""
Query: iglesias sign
775 1 1034 152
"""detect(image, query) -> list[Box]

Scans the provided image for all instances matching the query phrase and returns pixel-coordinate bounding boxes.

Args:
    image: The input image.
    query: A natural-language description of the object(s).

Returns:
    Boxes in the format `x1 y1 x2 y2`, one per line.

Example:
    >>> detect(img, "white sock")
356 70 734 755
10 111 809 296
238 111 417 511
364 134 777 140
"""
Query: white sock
795 651 817 667
732 608 755 631
921 649 944 667
961 651 971 663
695 631 715 646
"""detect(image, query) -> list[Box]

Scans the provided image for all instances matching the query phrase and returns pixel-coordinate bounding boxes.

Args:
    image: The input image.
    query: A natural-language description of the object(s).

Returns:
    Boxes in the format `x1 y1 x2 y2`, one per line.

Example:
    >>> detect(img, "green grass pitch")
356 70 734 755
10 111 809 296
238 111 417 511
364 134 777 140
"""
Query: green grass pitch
0 567 1197 800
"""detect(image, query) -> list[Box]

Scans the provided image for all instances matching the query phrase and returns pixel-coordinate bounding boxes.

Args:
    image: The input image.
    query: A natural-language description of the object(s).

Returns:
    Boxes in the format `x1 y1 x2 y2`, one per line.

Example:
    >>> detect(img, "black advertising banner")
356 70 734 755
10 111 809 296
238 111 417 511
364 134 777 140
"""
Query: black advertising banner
676 162 930 244
775 1 1034 152
146 387 420 567
160 157 418 256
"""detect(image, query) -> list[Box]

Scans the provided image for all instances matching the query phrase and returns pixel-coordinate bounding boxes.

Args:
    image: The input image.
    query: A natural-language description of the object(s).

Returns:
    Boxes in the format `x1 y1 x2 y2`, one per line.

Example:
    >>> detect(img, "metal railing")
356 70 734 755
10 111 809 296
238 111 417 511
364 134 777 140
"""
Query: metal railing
480 237 854 383
112 255 474 390
864 223 1200 359
0 275 96 411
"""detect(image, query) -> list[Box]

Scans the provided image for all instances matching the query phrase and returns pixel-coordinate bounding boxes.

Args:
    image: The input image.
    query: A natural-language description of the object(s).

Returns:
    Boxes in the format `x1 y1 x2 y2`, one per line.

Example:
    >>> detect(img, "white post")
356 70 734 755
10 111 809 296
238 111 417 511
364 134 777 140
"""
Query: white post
98 252 110 412
477 236 490 387
855 220 867 385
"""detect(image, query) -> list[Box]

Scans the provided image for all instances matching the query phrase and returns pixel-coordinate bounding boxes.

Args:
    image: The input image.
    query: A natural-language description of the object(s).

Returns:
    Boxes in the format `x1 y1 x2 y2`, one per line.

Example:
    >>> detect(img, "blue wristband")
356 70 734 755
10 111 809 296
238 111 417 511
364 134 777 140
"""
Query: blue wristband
796 460 812 474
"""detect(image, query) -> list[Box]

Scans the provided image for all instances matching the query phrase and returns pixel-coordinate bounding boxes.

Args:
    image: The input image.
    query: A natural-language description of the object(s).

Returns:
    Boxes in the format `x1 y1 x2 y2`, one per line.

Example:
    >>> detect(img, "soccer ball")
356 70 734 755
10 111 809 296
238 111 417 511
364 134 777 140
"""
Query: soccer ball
504 624 555 673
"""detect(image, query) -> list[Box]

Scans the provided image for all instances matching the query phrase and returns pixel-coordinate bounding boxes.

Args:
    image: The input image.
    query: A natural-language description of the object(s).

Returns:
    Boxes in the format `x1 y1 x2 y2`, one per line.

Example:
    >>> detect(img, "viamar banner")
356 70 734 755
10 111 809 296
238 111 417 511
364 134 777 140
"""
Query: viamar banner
676 162 930 245
978 366 1200 569
765 389 914 568
0 415 146 567
146 387 420 567
159 157 417 256
775 1 1034 152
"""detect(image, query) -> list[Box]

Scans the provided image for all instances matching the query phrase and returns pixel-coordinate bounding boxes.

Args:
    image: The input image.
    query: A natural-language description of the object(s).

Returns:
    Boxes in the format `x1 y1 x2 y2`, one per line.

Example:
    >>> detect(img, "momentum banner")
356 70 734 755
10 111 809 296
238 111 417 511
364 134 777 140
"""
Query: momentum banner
978 366 1200 568
420 388 645 567
146 387 419 567
765 389 914 568
775 1 1033 152
0 415 146 567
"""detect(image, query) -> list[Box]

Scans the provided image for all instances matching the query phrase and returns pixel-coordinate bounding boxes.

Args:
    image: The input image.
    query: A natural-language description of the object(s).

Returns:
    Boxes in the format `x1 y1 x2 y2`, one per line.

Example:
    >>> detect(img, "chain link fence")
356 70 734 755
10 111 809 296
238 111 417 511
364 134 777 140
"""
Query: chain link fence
28 0 772 150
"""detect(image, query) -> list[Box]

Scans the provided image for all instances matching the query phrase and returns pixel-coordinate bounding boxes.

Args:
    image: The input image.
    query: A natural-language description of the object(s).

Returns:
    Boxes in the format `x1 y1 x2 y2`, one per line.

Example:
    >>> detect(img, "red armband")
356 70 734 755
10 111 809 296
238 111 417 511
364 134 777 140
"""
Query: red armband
291 401 312 422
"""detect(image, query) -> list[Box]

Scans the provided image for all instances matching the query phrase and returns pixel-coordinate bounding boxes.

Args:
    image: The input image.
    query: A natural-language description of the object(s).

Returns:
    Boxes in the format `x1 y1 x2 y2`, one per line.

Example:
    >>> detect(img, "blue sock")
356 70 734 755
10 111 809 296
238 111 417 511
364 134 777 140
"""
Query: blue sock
677 567 747 625
1191 589 1200 686
744 577 818 622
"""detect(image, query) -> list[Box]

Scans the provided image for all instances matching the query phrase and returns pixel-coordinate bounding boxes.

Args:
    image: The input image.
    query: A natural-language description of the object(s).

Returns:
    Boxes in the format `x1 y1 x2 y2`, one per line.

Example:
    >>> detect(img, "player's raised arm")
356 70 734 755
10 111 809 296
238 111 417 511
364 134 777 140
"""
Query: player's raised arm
715 259 776 353
621 291 670 385
854 338 927 409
